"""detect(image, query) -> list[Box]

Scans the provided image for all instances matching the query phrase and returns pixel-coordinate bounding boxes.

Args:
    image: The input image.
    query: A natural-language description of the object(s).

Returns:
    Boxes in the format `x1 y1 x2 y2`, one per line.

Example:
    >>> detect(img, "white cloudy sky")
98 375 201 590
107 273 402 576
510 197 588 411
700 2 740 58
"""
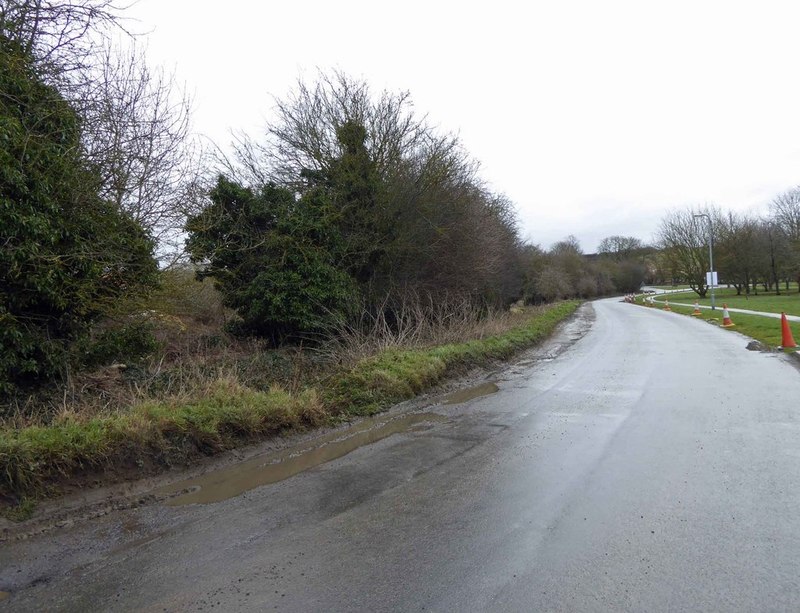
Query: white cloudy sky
126 0 800 251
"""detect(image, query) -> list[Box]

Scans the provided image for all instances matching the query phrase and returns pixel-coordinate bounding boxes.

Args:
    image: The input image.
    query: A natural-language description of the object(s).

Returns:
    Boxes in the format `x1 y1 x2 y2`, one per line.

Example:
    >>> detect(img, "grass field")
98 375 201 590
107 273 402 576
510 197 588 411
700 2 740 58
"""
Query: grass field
639 298 800 349
661 284 800 317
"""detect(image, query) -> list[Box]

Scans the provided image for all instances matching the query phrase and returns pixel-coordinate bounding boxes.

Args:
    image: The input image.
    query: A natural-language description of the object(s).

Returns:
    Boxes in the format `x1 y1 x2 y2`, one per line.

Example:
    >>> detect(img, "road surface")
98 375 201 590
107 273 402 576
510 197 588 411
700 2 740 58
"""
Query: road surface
3 299 800 612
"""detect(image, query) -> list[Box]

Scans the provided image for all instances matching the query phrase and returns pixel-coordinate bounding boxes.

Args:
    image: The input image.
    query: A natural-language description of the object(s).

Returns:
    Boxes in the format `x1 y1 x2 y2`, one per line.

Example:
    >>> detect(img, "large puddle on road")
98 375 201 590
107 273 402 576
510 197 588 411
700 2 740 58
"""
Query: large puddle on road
156 412 447 506
442 381 499 405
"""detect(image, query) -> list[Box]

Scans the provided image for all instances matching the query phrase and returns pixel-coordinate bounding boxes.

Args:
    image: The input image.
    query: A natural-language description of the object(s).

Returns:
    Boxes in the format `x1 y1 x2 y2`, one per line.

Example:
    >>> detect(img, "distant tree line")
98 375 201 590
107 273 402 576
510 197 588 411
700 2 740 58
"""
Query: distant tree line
657 194 800 295
520 235 652 304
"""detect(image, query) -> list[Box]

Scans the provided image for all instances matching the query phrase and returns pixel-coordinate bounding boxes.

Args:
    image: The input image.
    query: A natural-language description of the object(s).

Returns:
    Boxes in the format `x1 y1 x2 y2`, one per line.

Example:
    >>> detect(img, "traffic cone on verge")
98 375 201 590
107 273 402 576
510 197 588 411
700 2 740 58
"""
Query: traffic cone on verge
692 302 702 316
780 312 798 349
663 300 671 311
721 304 735 328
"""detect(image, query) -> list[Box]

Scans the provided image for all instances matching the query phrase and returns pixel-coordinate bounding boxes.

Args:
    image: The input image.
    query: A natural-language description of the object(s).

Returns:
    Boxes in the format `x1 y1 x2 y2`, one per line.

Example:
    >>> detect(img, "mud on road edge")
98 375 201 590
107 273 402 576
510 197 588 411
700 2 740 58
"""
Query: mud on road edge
0 303 595 543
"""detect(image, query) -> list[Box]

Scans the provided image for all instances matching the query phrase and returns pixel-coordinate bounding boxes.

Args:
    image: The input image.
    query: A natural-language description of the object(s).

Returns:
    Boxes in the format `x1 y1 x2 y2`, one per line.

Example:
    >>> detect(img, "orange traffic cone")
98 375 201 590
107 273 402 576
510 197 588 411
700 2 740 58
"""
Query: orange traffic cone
780 312 797 349
663 299 671 311
692 302 702 316
721 304 735 328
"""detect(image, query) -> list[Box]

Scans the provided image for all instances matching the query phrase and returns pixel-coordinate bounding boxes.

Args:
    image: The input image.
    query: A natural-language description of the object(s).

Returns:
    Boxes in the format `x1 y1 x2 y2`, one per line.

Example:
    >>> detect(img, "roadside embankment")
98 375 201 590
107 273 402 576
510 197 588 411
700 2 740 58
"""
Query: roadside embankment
0 301 580 513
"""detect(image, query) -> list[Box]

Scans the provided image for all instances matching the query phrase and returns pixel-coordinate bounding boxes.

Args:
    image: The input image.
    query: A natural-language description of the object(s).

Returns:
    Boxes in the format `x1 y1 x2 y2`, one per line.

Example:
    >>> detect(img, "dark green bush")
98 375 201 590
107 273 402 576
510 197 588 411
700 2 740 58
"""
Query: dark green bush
76 322 159 368
186 177 356 343
0 36 158 395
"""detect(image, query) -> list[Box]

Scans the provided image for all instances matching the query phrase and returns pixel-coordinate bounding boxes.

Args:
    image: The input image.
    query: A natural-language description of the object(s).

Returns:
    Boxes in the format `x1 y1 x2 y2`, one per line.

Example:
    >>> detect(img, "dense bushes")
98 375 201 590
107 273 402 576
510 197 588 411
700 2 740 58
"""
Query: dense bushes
186 177 357 342
191 74 527 342
0 36 158 395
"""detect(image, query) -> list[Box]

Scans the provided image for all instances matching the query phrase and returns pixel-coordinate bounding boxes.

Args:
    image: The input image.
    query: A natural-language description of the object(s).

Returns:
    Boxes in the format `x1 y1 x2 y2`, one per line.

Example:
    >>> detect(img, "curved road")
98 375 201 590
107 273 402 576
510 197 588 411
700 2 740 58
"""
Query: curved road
3 299 800 611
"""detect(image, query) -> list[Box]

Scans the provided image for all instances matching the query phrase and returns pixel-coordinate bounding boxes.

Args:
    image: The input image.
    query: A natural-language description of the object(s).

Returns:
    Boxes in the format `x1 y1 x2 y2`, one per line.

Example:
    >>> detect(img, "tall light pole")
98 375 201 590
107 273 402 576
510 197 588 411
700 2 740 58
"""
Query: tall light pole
693 213 716 310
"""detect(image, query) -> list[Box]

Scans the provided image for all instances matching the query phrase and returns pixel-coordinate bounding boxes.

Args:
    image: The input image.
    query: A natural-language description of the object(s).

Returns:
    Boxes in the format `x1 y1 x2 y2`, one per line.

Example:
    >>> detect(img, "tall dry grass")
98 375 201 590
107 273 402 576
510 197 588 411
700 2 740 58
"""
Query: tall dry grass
315 292 536 366
2 277 533 429
1 268 314 427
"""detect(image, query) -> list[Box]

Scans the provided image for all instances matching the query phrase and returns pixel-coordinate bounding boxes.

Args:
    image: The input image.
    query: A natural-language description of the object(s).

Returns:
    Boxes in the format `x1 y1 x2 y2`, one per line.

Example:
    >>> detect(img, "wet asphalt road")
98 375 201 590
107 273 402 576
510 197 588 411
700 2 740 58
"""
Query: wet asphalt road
3 299 800 611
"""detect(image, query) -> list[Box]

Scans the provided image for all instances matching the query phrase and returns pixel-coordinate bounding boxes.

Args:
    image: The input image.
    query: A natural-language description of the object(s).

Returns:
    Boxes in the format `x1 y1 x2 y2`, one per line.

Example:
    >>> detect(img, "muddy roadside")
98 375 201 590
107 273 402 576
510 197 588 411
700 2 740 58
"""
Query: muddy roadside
0 303 595 543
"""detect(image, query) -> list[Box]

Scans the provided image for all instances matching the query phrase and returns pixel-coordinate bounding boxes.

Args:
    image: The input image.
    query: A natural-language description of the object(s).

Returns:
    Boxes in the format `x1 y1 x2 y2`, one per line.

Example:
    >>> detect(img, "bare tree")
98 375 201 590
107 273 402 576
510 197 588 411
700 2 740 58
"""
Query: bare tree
771 187 800 241
535 265 573 302
597 235 644 261
549 236 585 291
657 207 717 296
770 187 800 283
3 3 200 264
230 70 431 188
0 0 124 84
716 212 760 295
80 42 197 261
753 218 792 294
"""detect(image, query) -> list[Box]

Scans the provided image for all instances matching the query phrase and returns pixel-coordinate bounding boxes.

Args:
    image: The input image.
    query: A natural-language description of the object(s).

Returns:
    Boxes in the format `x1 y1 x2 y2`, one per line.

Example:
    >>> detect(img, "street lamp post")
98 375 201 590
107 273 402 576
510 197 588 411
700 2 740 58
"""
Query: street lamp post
693 213 716 310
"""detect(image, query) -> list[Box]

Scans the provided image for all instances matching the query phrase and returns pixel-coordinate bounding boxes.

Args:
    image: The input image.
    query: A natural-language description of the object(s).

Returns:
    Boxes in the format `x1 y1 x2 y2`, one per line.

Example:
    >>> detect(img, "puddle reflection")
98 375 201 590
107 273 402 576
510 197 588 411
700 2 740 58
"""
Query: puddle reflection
157 412 447 505
442 381 499 405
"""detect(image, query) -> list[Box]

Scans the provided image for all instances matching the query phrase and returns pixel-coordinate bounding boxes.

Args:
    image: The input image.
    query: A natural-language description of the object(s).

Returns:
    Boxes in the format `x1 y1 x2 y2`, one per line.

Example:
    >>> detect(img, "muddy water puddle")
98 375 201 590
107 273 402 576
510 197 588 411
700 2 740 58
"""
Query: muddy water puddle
156 412 447 506
442 381 499 405
0 591 9 601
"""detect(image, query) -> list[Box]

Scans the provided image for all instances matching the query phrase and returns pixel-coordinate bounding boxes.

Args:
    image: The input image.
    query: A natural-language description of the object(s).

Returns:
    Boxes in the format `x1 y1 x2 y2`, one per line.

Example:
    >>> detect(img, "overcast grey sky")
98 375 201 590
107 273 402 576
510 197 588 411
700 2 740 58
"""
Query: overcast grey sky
126 0 800 252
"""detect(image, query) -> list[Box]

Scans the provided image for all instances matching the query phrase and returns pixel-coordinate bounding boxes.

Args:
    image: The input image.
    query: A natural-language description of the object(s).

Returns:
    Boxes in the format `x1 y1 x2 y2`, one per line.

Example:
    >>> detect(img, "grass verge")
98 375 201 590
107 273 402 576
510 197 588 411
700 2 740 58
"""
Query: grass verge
651 284 691 290
661 285 799 316
326 301 580 416
0 301 580 511
641 299 800 349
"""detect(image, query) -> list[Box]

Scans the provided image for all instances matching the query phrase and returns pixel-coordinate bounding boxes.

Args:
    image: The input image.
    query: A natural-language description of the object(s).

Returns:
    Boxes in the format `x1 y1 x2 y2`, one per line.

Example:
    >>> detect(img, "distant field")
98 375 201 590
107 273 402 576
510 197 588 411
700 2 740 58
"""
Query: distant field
661 285 800 317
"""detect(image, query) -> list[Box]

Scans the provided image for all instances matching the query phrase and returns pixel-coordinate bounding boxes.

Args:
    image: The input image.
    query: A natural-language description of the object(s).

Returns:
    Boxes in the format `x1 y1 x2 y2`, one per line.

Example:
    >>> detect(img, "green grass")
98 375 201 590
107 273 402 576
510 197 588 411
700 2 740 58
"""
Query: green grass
0 380 325 499
327 301 580 416
662 285 800 316
643 300 800 349
0 496 35 521
0 301 580 505
651 284 692 290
